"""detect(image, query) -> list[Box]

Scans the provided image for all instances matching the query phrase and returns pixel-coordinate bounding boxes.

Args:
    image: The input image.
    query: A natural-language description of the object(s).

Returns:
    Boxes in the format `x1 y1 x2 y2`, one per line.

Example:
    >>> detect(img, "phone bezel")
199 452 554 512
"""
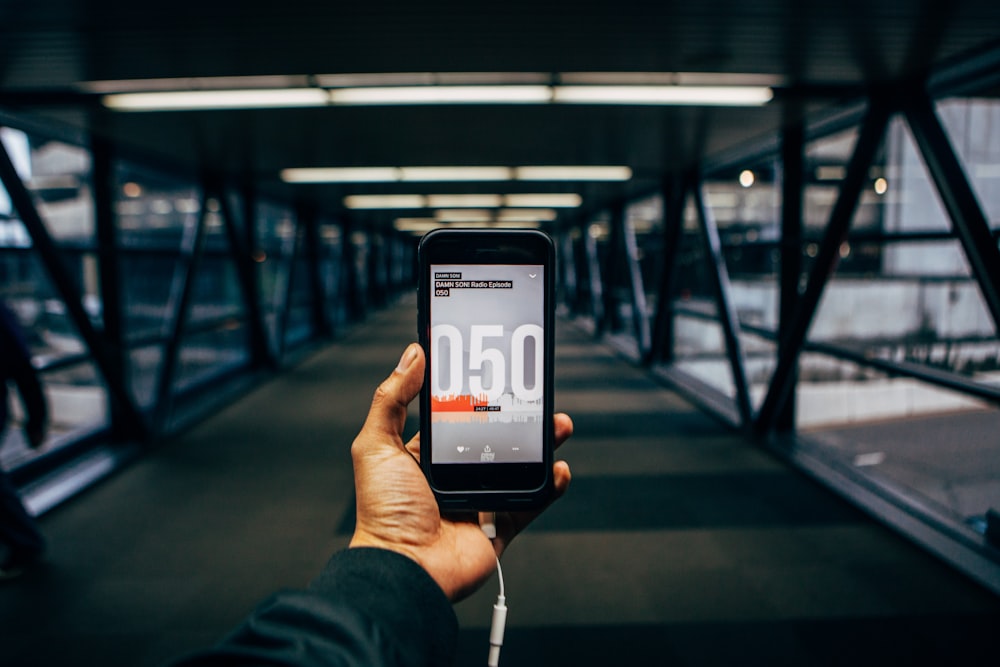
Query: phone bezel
417 228 555 510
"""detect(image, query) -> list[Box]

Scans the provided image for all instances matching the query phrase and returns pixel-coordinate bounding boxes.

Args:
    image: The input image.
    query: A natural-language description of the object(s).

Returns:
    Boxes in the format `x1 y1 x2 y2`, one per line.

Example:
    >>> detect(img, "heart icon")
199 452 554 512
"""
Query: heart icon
457 446 466 453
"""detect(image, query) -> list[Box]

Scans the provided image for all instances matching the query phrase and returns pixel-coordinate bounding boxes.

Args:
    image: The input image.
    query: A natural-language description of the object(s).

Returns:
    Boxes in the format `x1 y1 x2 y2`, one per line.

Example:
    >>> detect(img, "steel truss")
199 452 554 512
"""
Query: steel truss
0 130 410 501
558 78 1000 591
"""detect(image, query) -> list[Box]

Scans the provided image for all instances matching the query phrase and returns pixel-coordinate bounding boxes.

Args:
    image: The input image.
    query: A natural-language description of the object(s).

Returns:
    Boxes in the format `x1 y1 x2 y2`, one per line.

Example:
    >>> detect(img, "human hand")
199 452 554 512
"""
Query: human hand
349 342 572 601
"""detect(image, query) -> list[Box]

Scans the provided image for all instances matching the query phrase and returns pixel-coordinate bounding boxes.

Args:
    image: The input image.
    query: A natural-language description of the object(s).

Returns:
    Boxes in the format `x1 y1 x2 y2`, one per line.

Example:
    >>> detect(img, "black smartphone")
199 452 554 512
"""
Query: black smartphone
417 228 555 511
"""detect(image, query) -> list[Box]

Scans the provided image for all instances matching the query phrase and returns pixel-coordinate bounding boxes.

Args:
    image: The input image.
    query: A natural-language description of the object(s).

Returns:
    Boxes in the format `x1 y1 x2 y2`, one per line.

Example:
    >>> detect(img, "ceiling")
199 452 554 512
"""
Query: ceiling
2 0 999 232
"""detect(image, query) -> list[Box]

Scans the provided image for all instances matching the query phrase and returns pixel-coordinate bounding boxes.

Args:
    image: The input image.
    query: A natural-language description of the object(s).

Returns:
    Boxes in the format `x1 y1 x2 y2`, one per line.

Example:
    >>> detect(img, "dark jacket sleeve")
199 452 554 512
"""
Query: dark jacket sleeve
171 548 458 667
0 302 47 432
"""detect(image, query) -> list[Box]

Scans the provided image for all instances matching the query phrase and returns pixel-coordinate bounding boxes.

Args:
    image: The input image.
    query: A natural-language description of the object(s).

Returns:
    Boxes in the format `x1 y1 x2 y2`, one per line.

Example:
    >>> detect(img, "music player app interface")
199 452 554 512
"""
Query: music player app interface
429 264 545 464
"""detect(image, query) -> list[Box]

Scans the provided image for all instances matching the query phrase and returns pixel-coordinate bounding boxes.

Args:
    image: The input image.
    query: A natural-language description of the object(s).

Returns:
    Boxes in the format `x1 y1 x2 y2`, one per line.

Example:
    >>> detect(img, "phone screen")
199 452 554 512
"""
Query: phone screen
428 263 546 465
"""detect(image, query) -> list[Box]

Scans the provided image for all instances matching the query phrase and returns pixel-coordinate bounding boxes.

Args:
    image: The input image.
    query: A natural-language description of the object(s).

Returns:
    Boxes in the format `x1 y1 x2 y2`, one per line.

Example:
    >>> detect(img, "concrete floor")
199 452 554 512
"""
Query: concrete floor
2 299 998 666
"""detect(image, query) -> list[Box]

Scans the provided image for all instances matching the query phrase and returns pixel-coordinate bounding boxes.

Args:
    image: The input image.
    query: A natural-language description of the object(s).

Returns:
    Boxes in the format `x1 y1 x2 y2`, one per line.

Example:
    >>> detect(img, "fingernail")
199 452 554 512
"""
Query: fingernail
396 344 419 373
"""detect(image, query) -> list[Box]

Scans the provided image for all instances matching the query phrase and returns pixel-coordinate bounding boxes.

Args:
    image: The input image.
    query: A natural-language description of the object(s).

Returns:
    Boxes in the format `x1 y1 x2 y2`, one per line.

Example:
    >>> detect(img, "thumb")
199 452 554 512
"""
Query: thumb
359 343 425 445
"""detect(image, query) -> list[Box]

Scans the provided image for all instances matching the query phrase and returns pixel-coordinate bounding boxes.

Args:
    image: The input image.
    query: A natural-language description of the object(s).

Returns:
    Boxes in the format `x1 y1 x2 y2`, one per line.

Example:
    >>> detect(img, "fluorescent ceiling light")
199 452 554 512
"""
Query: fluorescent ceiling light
399 167 514 182
281 167 400 183
282 166 630 184
504 193 582 208
560 72 785 87
317 72 550 87
103 88 329 111
344 194 426 209
497 208 557 222
514 166 632 181
426 194 504 208
436 209 495 222
97 72 777 112
492 220 542 229
394 218 441 233
553 85 773 106
82 75 308 94
330 85 552 105
341 193 582 210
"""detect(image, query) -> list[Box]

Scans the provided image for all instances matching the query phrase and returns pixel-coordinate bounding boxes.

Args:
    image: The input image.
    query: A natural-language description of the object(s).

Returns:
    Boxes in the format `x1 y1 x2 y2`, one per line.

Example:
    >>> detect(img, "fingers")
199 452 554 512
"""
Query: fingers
553 413 573 450
356 343 425 449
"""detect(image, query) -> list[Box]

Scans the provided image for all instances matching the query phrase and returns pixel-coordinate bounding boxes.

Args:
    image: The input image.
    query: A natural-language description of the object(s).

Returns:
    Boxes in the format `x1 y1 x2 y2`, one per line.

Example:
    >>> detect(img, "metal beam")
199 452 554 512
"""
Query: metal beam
0 130 146 437
645 174 687 366
276 214 303 359
755 99 893 434
583 222 604 331
777 118 806 432
217 184 274 369
904 91 1000 334
91 135 146 441
302 209 332 339
152 186 209 429
599 204 626 336
558 232 579 316
622 205 652 355
692 182 754 428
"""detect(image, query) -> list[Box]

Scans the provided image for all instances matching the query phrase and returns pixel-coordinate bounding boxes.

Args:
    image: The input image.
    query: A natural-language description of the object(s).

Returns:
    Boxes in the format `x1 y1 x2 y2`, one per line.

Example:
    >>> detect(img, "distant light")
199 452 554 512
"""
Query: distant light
560 72 786 87
394 218 441 233
504 193 582 208
739 170 755 188
491 220 542 229
839 242 851 259
874 177 888 195
399 167 514 182
97 73 777 112
281 167 400 183
330 85 552 105
497 208 557 222
435 209 494 222
122 182 142 198
553 85 773 106
339 193 582 211
515 166 632 181
282 166 631 184
426 194 504 208
344 194 426 209
103 88 329 111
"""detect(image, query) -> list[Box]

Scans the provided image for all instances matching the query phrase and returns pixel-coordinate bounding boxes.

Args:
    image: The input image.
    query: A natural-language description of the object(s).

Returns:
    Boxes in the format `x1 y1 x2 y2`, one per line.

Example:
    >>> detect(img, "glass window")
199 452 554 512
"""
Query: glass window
937 97 1000 228
256 201 296 354
797 109 1000 529
1 125 109 464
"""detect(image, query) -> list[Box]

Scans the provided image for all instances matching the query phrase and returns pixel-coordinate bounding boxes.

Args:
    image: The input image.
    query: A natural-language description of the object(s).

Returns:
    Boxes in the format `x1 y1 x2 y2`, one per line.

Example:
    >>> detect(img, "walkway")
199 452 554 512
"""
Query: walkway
2 298 998 665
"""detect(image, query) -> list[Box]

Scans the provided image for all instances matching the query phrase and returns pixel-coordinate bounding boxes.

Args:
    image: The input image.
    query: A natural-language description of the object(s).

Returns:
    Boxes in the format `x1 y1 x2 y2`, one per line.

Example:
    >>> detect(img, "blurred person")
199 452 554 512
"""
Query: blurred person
0 297 47 579
171 342 573 666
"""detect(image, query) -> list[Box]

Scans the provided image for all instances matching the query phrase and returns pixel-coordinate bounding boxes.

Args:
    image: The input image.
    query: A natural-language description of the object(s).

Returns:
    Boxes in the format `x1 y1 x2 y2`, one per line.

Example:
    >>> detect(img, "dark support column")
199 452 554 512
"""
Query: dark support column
777 119 806 433
559 232 579 316
623 207 652 355
599 204 626 336
645 174 687 366
693 183 754 428
218 185 273 369
905 92 1000 332
756 100 892 435
303 209 331 339
276 214 303 359
92 136 141 441
341 220 363 323
153 186 209 430
583 223 604 332
0 132 146 437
